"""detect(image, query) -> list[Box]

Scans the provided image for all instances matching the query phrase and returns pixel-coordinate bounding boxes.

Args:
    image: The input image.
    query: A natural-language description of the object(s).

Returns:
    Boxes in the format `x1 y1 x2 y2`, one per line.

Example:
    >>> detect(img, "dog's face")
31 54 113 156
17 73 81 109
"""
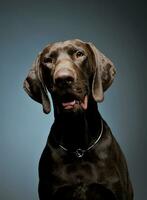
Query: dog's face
41 40 94 113
24 39 116 114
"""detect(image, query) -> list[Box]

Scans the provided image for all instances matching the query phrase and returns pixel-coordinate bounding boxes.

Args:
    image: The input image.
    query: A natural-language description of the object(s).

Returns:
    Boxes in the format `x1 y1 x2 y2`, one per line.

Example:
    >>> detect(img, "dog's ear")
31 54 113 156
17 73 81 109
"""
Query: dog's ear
23 53 51 114
87 42 116 102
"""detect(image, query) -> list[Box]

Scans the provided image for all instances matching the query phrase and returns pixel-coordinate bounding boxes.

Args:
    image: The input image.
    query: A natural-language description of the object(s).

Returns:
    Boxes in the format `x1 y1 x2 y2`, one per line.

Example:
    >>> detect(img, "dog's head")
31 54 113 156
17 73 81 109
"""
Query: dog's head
23 39 116 114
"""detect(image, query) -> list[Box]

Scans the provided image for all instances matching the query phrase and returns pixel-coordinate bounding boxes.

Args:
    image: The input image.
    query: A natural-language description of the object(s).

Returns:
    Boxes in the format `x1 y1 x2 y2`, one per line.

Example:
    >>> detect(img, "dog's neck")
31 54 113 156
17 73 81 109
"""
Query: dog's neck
51 98 102 151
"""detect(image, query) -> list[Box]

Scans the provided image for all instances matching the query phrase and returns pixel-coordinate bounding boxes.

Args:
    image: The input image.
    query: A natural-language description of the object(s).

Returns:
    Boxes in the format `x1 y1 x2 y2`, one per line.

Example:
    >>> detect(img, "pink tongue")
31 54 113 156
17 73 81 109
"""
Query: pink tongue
62 96 88 110
62 100 76 109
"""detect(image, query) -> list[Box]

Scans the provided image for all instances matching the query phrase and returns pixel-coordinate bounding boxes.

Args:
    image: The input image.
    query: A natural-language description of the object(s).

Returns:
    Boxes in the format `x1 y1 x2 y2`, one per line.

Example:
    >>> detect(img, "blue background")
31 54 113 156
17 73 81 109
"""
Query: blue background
0 0 146 199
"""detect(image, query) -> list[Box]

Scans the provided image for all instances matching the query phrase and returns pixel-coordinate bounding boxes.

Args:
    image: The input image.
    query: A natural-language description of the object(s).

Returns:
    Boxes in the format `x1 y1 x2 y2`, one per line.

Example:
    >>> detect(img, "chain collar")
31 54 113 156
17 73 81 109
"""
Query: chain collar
59 119 103 158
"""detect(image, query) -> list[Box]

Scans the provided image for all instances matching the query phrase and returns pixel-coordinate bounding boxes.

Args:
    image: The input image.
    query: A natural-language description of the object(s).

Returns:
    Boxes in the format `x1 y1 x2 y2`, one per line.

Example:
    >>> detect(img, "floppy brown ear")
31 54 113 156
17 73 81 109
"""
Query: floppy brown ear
87 42 116 102
23 54 51 114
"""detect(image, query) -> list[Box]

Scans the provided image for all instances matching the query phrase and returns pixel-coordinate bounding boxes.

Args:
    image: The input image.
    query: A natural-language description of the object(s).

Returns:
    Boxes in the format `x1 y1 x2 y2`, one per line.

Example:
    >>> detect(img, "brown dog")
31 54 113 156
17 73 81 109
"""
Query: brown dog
24 39 133 199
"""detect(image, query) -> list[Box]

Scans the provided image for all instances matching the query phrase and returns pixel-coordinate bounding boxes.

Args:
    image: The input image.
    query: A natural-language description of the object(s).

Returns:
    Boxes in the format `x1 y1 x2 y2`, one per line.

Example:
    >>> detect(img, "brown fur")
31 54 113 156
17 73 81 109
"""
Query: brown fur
24 39 133 199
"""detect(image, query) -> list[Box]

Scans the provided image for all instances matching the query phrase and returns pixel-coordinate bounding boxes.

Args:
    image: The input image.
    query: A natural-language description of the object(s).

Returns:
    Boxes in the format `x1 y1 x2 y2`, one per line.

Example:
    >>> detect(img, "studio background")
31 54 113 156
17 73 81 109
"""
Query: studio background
0 0 146 199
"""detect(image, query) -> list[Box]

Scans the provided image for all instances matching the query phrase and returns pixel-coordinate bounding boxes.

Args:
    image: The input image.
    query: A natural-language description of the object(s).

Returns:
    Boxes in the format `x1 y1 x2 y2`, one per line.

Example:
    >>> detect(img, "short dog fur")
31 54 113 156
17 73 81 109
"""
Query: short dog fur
24 39 133 199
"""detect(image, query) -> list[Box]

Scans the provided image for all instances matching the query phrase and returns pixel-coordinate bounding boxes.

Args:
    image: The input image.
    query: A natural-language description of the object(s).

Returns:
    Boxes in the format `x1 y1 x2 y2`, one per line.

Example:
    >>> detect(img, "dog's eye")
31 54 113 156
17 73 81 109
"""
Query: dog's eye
43 57 53 63
76 51 84 58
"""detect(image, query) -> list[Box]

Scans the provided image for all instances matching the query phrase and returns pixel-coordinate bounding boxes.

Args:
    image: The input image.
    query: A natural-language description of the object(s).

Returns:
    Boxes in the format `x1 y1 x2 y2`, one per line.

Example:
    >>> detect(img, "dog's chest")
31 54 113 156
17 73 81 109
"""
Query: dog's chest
54 162 97 183
56 161 97 183
51 149 107 185
49 142 120 188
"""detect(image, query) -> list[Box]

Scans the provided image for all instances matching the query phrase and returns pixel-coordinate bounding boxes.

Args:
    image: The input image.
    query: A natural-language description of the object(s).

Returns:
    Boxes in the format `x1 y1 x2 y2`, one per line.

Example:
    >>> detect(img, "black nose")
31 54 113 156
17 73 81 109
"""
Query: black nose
54 69 75 88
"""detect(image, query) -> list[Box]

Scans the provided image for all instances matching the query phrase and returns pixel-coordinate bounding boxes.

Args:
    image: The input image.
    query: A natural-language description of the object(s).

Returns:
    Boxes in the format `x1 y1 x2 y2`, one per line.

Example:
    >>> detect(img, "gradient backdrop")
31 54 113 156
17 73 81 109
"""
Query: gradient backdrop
0 0 146 199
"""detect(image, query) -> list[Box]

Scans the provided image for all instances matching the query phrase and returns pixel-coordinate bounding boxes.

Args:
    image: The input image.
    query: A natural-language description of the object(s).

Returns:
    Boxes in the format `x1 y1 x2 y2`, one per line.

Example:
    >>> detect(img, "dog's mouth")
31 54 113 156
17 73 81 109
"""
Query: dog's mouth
62 95 88 110
53 92 88 112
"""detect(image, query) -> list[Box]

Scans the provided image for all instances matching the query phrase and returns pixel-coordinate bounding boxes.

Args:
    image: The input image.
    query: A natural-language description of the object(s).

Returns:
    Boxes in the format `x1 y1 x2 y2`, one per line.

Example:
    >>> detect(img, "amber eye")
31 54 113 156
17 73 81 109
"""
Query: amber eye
43 57 53 63
76 51 84 58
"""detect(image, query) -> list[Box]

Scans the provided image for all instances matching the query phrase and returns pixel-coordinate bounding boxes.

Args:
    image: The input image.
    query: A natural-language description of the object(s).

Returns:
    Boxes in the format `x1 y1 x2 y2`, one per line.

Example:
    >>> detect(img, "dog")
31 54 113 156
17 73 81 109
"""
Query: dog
23 39 133 199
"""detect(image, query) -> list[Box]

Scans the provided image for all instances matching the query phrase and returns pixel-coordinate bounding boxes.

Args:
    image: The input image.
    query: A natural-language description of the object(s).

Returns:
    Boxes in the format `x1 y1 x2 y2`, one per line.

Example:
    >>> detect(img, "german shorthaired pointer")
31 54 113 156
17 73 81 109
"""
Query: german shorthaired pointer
23 39 133 199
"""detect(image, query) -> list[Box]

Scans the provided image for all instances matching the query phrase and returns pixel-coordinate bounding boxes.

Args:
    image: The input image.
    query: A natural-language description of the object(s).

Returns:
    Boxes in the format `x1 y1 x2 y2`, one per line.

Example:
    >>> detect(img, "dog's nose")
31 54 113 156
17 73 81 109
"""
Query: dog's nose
54 69 75 88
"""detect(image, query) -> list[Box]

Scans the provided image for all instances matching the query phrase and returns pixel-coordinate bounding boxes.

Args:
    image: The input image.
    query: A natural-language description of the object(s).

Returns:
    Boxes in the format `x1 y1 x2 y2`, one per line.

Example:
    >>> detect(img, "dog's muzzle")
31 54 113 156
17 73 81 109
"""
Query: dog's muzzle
54 68 76 89
52 67 88 111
